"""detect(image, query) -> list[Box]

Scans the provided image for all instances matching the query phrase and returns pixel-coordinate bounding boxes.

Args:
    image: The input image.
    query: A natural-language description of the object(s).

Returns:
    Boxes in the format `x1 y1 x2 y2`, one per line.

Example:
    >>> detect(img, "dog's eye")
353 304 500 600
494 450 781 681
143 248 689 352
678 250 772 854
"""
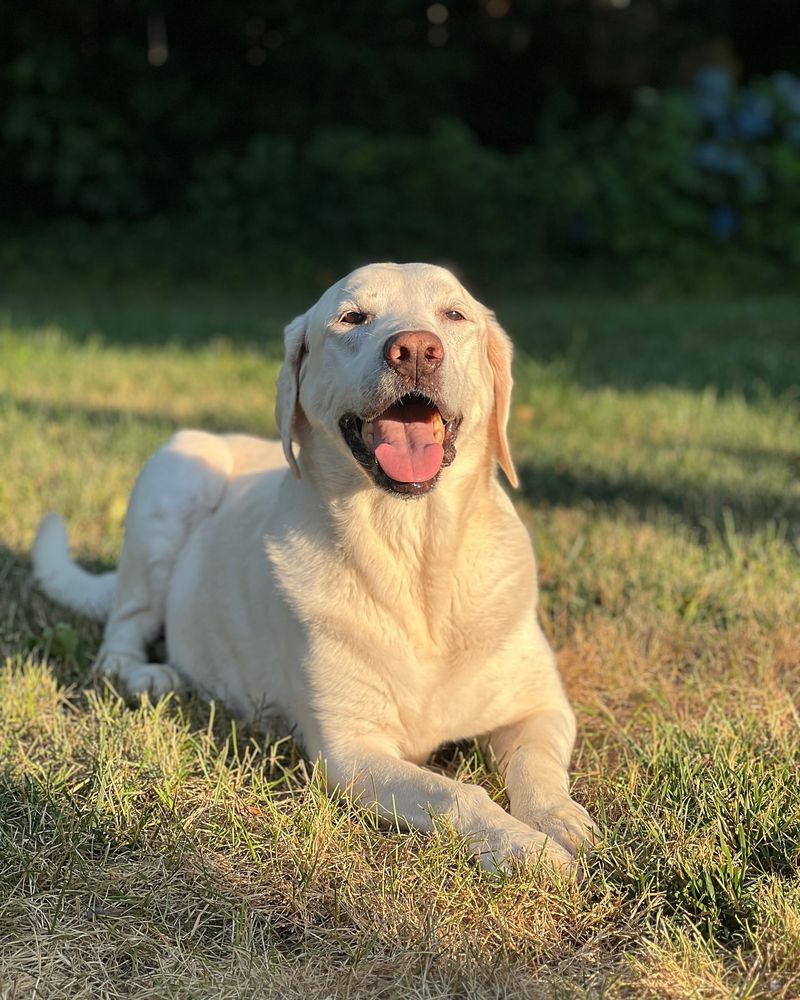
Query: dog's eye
340 311 368 325
445 310 466 321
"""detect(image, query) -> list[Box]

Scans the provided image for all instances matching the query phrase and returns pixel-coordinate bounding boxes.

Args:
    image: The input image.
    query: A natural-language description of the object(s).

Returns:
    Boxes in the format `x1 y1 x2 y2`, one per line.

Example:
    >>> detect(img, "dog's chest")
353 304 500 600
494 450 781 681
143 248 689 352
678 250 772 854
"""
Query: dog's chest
387 650 514 761
268 502 536 754
304 561 531 757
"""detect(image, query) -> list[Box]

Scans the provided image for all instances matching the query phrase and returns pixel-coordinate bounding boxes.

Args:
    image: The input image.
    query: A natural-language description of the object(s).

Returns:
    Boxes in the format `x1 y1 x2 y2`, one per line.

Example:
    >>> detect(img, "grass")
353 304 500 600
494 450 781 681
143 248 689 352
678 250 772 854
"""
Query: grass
0 268 799 998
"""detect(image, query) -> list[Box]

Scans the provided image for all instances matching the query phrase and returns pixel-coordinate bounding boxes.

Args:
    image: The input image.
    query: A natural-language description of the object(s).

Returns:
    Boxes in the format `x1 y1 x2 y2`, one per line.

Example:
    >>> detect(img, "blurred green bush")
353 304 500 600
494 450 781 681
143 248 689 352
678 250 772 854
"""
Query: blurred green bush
182 71 800 286
4 57 800 287
184 122 540 267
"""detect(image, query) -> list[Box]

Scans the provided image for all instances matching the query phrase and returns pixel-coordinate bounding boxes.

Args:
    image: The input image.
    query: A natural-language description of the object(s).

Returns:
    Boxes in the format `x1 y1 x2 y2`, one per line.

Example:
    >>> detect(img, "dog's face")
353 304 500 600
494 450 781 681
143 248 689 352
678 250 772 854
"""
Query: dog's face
276 262 517 496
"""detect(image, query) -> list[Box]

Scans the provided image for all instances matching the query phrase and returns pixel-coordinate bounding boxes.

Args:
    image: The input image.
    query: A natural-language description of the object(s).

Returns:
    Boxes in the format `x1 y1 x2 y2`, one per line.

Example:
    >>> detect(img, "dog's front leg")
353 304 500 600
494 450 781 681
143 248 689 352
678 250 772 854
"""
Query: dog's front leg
321 741 574 872
488 707 598 859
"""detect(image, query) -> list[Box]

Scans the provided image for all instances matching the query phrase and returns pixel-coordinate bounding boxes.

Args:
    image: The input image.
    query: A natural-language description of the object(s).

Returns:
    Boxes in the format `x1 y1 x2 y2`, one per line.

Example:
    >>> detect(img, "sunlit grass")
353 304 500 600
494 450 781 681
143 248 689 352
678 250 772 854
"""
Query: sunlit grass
0 278 798 997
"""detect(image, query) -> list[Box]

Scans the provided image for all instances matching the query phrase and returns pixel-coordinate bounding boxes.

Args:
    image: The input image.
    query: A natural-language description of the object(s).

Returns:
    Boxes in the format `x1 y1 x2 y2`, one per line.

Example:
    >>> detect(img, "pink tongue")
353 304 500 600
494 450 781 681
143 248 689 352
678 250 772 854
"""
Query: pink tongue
373 401 444 483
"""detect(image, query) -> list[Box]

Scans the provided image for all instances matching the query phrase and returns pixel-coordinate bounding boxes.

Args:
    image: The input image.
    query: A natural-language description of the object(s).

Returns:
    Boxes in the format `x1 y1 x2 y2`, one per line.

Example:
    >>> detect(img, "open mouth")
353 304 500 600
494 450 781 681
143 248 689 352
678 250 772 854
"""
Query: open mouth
339 394 460 496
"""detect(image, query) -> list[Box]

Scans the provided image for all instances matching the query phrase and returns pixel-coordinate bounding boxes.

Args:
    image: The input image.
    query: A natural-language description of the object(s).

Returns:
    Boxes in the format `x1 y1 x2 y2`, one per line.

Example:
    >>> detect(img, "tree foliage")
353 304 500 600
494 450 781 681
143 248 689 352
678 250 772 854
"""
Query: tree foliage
2 1 799 283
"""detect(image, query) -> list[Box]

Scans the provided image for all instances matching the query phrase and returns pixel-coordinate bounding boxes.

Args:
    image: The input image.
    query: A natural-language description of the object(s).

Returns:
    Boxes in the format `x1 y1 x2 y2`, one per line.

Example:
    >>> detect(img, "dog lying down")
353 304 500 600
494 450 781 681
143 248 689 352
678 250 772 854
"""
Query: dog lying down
32 262 597 872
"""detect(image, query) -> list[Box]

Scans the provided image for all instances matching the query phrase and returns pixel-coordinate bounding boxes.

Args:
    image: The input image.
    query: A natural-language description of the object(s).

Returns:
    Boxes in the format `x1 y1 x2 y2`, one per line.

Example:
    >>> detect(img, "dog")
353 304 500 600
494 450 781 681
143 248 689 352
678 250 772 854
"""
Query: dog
32 262 596 870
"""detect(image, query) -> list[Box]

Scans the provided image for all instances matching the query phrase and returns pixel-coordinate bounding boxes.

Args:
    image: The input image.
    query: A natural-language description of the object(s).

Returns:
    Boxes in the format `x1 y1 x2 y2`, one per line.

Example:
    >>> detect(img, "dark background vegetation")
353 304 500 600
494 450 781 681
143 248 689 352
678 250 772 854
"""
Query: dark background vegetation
2 0 800 287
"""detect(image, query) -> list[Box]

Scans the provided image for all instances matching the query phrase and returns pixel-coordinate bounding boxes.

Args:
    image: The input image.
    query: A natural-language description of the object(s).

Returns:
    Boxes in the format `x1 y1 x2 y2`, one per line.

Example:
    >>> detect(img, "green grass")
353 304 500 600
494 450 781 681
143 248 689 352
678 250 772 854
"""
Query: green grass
0 271 799 998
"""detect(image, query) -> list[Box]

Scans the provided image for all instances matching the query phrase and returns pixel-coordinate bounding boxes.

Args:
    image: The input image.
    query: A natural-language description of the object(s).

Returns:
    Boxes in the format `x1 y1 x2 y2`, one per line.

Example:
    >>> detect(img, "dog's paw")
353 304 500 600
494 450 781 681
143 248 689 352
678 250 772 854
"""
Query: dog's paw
475 818 575 875
526 796 599 858
122 663 181 699
95 651 181 700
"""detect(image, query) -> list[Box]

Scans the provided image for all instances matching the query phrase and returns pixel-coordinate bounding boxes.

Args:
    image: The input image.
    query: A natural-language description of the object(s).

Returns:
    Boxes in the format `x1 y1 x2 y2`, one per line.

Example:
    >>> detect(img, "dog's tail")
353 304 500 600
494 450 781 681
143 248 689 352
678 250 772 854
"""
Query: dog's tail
31 513 117 623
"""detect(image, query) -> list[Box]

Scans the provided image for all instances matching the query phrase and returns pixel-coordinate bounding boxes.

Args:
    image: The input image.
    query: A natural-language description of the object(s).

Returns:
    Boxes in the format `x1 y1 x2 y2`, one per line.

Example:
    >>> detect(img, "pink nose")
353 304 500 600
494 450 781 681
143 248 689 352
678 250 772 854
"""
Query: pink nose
384 330 444 383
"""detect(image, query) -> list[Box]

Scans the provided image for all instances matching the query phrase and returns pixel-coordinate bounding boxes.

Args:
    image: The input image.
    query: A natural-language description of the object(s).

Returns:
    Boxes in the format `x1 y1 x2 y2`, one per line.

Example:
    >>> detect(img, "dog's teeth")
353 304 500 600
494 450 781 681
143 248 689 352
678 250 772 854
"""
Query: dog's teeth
362 420 375 448
432 411 444 445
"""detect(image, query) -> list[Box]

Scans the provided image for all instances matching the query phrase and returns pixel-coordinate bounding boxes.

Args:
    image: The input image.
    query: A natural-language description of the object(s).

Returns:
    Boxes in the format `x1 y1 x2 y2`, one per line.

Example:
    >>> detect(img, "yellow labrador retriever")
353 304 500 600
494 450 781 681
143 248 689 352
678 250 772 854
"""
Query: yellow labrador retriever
32 262 596 870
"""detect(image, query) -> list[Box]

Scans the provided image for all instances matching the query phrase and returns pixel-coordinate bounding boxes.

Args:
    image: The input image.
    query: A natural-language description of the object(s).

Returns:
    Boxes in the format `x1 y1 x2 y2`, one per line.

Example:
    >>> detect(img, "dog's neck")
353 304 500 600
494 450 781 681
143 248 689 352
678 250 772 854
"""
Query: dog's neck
292 429 505 639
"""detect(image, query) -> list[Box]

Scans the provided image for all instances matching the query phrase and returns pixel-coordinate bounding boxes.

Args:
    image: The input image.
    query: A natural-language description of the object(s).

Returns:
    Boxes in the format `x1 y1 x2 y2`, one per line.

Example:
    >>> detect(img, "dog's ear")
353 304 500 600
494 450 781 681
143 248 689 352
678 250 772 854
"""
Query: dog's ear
275 312 308 479
484 310 519 489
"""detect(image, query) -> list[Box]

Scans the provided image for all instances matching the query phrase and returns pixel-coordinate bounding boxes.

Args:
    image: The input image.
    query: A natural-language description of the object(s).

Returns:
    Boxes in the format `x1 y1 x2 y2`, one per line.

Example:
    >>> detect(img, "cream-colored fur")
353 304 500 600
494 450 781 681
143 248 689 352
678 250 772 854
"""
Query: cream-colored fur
32 262 596 870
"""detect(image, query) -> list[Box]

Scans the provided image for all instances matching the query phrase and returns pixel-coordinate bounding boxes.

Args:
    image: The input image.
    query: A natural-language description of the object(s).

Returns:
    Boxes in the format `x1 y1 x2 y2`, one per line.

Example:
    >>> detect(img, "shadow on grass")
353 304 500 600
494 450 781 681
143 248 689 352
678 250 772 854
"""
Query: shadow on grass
1 279 292 355
507 295 800 400
517 459 800 543
4 394 275 438
3 394 176 431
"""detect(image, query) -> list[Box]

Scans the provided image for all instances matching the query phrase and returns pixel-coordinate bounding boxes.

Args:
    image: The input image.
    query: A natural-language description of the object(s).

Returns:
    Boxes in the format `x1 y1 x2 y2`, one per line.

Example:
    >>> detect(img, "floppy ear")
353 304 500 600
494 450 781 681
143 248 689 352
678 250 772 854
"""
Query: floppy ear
484 310 519 489
275 312 308 479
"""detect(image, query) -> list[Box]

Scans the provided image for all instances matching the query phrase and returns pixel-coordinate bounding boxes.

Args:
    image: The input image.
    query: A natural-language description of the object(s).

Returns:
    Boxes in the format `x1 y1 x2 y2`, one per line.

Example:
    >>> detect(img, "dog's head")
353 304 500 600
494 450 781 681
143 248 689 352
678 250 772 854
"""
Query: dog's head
276 262 517 497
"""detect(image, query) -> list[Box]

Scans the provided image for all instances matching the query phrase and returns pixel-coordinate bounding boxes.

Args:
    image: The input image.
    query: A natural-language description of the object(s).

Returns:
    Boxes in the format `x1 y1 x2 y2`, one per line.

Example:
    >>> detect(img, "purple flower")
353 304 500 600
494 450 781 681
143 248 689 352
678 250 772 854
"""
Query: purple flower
710 204 739 240
694 142 746 175
694 66 734 98
735 90 773 140
692 66 733 122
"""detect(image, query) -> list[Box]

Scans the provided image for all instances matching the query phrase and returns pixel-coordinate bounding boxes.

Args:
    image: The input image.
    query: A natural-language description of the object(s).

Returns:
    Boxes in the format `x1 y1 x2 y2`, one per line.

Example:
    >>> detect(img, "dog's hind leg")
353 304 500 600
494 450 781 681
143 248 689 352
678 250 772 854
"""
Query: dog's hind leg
95 430 233 698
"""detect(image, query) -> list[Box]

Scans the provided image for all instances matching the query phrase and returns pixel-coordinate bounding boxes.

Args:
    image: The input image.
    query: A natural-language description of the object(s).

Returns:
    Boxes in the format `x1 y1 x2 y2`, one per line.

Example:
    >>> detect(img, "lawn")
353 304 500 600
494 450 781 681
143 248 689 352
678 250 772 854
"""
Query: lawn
1 271 799 998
